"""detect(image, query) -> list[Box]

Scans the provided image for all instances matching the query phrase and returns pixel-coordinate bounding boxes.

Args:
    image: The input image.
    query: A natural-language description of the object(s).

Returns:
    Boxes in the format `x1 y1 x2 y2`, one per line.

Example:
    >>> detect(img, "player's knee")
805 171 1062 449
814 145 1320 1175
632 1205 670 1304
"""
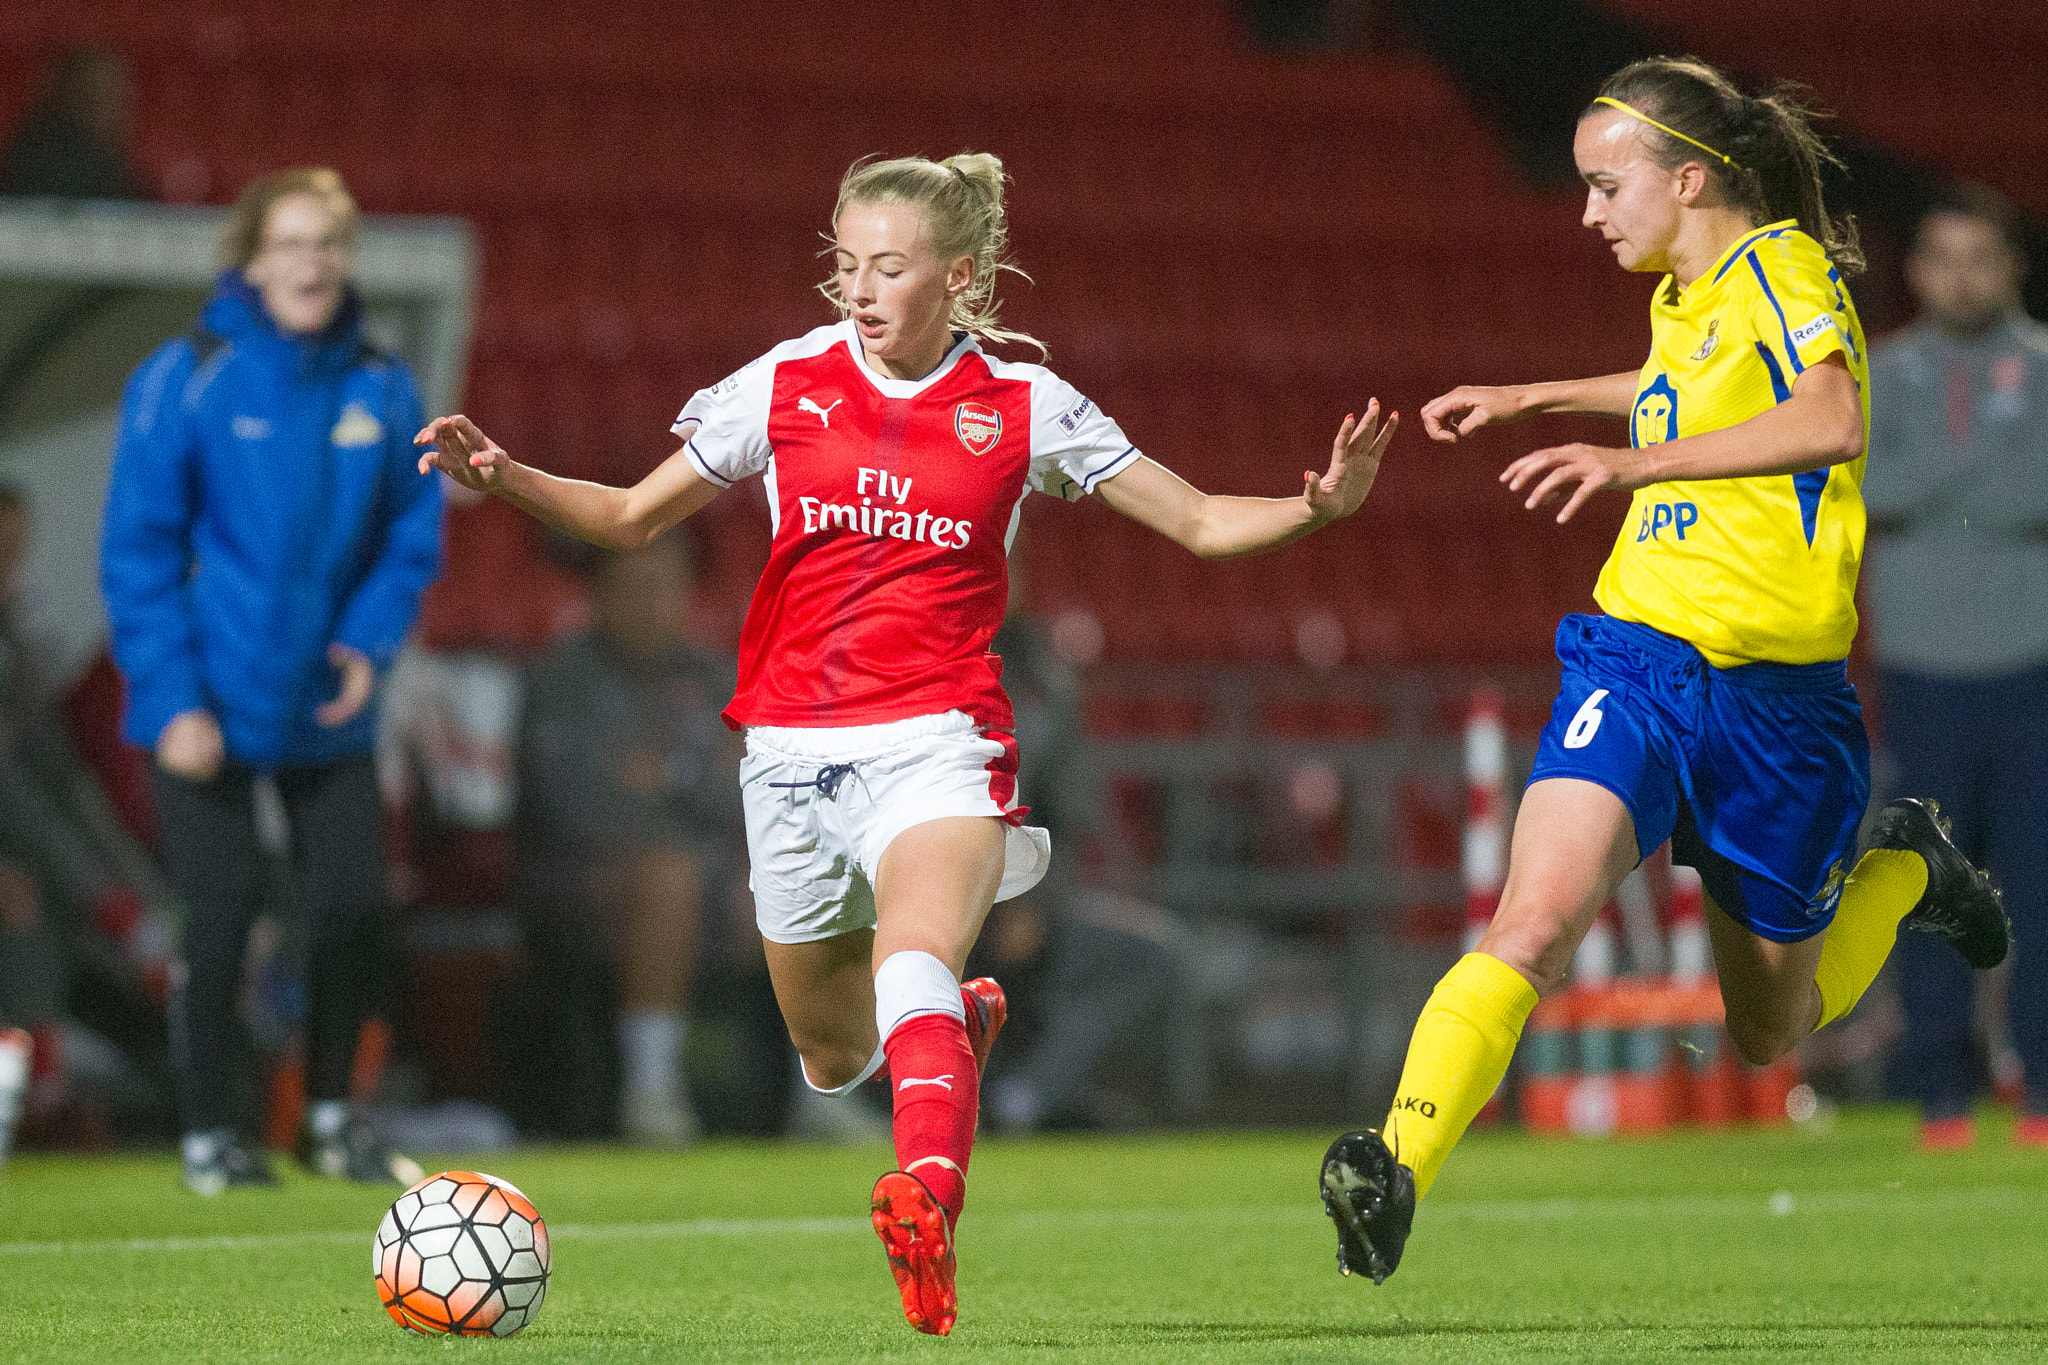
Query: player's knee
1474 908 1578 997
794 1039 874 1092
1723 1013 1800 1067
787 1007 880 1090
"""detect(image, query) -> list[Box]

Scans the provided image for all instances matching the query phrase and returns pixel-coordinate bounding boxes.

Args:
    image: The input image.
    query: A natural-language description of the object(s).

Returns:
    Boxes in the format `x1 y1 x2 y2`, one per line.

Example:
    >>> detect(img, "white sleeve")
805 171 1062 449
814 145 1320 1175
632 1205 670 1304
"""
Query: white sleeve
1027 372 1140 501
670 352 775 487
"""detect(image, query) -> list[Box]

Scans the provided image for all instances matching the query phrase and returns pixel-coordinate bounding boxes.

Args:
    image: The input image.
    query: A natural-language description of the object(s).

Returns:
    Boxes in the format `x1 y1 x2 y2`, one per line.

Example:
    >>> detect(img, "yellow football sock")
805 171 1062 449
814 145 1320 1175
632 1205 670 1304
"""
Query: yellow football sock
1813 848 1928 1028
1382 952 1538 1200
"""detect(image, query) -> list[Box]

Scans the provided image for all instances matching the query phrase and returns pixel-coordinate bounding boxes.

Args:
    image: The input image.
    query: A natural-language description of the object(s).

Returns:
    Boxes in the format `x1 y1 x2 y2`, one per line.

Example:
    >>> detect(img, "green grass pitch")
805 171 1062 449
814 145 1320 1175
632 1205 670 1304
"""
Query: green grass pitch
2 1108 2043 1363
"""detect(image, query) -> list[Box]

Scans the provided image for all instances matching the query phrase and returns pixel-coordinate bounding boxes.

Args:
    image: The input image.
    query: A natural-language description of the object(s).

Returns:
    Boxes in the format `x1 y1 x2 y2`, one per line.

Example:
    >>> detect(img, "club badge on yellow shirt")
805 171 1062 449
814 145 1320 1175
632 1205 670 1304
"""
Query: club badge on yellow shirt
1594 222 1872 668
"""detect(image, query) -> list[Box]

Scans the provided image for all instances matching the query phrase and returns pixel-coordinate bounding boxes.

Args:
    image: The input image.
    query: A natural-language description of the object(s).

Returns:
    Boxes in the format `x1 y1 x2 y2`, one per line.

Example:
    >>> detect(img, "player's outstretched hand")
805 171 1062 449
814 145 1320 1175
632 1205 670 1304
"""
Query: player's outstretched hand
1420 385 1530 443
1501 442 1649 524
415 415 510 493
1306 400 1397 524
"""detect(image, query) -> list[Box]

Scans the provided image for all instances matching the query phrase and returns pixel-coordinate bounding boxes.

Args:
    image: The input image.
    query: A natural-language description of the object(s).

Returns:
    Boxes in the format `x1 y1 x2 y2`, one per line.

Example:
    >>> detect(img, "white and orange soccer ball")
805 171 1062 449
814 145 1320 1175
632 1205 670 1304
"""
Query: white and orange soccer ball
373 1170 551 1337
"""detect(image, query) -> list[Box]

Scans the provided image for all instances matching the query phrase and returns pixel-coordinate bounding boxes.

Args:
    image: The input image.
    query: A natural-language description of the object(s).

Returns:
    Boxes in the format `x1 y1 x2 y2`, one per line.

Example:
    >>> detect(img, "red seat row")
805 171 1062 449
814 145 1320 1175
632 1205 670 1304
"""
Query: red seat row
1591 0 2046 217
0 2 1831 671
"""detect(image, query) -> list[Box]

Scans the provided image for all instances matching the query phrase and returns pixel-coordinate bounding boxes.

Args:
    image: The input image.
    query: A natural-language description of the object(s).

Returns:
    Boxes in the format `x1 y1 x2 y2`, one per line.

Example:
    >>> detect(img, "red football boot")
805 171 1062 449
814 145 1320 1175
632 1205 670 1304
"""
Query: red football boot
871 1169 957 1335
960 977 1006 1077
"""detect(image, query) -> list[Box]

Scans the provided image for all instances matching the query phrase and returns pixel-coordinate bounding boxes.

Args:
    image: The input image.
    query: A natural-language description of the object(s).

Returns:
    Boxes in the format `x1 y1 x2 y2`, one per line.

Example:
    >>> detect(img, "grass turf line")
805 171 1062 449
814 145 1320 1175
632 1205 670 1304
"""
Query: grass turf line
0 1107 2043 1363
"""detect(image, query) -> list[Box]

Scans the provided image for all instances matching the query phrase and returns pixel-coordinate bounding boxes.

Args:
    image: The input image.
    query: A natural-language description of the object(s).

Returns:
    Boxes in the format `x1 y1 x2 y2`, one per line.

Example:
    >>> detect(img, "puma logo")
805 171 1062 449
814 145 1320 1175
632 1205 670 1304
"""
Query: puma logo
798 396 843 428
897 1074 954 1092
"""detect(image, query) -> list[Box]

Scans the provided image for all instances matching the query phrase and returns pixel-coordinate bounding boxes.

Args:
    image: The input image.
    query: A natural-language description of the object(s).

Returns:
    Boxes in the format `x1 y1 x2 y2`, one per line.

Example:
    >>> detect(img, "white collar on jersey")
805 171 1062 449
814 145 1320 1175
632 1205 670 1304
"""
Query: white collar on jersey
839 321 979 399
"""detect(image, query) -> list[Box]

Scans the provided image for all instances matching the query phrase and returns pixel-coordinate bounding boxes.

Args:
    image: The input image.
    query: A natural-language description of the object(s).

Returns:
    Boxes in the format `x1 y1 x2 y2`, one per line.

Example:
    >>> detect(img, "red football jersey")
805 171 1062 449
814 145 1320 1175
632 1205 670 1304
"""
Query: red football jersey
674 322 1138 730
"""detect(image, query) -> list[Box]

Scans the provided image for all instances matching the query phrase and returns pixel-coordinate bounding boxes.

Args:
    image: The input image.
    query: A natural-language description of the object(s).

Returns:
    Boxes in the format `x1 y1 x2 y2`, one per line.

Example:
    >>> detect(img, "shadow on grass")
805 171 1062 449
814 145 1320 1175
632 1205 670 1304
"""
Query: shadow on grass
991 1319 2048 1349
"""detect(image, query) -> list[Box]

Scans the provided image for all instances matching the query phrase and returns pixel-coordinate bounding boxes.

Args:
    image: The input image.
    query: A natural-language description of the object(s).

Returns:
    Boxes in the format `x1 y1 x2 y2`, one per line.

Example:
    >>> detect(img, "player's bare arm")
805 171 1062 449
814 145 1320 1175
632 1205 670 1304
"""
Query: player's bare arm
1502 356 1864 524
415 414 721 550
1095 401 1396 558
1421 371 1640 441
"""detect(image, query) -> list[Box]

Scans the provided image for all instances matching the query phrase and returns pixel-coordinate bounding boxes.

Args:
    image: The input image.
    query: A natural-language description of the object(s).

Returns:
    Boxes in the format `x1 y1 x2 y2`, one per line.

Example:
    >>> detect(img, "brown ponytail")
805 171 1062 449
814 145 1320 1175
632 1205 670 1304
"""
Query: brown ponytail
1587 57 1863 275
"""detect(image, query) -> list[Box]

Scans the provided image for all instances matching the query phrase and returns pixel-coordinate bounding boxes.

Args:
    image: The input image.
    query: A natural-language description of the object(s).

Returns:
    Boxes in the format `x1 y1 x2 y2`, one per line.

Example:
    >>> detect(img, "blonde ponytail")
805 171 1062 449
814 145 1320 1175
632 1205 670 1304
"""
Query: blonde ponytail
821 151 1045 358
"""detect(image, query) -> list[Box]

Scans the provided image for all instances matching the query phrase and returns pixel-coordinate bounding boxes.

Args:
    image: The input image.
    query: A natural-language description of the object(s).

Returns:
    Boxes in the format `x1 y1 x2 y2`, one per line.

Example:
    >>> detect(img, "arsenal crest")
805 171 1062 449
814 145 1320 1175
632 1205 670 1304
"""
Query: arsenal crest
954 401 1002 456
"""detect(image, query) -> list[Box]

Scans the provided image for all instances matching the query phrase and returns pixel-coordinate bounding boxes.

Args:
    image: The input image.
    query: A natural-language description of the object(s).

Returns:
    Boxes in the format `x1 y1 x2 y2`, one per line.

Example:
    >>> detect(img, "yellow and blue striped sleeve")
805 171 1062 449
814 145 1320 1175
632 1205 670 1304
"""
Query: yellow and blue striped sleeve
1741 235 1859 400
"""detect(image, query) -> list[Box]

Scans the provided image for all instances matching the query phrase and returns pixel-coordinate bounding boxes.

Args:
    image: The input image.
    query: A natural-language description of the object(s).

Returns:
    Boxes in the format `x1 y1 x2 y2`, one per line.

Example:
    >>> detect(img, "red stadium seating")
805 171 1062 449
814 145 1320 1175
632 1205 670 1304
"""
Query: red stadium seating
1591 0 2048 217
4 0 1959 668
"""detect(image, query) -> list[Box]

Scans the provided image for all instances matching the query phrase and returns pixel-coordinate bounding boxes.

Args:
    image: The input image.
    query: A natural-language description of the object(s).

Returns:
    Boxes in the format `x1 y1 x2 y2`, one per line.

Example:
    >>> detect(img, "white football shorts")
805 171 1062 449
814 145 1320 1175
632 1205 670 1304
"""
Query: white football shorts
740 709 1053 944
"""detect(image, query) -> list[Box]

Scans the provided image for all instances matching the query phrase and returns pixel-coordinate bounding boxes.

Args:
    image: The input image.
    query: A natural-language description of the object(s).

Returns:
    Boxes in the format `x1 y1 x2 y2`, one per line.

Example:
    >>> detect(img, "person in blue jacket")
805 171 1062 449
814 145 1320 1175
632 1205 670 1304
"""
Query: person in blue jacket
101 168 442 1193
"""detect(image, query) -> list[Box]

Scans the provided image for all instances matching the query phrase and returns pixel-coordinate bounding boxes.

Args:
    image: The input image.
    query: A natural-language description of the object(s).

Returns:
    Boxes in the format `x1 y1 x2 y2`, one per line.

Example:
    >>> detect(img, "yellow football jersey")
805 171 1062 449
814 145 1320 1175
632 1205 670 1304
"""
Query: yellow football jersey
1593 221 1871 667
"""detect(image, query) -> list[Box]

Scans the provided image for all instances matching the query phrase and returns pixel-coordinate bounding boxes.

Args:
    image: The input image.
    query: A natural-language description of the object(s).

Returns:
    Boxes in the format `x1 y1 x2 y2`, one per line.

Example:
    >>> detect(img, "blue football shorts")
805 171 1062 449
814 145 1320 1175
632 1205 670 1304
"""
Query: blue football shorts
1527 613 1870 943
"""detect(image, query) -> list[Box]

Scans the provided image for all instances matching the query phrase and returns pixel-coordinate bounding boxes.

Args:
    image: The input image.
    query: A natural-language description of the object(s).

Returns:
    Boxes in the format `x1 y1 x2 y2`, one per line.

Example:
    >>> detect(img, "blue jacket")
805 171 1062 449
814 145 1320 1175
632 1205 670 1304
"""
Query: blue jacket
101 271 444 768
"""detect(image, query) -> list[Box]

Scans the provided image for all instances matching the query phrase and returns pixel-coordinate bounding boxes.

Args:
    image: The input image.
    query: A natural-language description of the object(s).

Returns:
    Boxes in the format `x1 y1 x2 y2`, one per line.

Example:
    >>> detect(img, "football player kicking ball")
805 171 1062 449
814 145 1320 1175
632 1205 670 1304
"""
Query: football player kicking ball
419 152 1395 1335
1320 57 2009 1284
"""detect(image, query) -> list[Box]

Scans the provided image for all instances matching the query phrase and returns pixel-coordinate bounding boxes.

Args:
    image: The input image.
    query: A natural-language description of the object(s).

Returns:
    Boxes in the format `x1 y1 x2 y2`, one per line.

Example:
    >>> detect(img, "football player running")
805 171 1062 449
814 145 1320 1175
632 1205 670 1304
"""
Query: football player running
1319 58 2008 1286
419 151 1394 1335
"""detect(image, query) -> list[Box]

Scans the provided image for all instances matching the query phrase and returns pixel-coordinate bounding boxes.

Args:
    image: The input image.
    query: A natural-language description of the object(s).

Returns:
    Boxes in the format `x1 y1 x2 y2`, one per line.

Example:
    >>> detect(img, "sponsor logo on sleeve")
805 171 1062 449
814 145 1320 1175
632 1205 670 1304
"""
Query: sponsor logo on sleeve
1790 314 1839 348
1055 395 1094 435
954 401 1003 456
707 356 761 397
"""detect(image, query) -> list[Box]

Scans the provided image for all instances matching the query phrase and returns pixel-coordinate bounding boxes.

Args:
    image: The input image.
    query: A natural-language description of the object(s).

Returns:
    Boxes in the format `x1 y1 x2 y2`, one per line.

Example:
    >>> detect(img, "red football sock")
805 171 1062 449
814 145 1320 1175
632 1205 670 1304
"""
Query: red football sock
884 1012 977 1225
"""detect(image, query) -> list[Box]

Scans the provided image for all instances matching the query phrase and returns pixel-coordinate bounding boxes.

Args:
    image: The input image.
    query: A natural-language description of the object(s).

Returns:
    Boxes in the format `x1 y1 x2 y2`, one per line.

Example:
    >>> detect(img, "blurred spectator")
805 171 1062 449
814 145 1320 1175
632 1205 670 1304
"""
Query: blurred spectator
0 483 176 1143
1864 184 2048 1146
504 536 750 1143
970 603 1181 1133
0 483 77 1103
0 486 164 923
0 864 61 1088
100 169 443 1192
0 46 150 200
0 1026 25 1162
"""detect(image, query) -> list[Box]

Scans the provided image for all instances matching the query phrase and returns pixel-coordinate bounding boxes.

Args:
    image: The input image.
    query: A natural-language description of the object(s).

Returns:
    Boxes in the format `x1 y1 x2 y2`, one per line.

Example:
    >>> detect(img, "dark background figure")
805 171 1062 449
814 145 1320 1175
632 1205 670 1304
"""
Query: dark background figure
0 45 150 200
500 536 776 1142
0 483 175 1146
970 600 1180 1133
1863 184 2048 1149
0 488 66 1087
99 168 443 1192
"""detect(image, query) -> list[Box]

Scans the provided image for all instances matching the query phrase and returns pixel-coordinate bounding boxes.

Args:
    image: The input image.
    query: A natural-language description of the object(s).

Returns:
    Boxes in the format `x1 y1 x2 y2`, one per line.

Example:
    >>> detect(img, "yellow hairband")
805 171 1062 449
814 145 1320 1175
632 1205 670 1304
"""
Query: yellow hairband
1594 96 1747 173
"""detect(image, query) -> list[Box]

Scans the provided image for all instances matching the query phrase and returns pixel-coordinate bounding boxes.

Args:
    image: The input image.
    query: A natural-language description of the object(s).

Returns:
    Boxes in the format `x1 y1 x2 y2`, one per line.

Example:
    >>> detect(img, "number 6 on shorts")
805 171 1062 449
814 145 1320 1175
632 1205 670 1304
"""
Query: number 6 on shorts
1563 688 1611 750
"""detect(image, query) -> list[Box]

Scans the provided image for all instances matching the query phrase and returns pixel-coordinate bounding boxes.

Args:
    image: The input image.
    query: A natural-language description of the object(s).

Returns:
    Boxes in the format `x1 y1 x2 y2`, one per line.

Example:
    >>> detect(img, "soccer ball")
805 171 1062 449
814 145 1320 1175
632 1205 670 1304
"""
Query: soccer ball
373 1170 551 1337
